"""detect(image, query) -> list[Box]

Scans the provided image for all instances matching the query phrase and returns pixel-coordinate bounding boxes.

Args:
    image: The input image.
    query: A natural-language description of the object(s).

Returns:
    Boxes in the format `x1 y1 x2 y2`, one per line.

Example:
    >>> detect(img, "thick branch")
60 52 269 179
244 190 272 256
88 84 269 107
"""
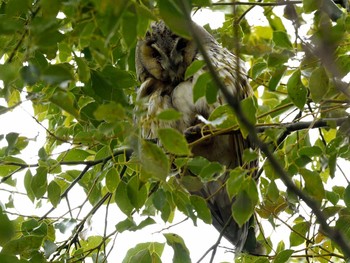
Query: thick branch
178 0 350 258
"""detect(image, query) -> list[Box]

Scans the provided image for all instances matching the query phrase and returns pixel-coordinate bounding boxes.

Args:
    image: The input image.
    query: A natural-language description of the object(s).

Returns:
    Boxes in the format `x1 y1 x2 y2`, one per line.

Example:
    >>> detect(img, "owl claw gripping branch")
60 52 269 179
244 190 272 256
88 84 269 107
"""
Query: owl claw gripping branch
135 20 263 255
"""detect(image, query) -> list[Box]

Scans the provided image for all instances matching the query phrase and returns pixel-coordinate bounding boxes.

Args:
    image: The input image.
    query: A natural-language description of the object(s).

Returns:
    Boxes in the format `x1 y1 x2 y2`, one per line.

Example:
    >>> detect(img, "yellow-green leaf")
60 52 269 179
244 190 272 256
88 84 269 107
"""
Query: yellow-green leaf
299 168 325 202
164 233 191 263
287 70 307 109
309 67 329 102
190 195 212 224
158 128 190 156
48 181 61 207
139 140 169 181
106 168 120 193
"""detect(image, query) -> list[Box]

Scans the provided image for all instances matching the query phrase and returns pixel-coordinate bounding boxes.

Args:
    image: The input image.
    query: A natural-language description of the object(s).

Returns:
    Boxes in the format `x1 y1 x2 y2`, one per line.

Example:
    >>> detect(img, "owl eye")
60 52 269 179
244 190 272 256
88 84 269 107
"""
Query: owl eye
176 38 187 51
152 48 161 60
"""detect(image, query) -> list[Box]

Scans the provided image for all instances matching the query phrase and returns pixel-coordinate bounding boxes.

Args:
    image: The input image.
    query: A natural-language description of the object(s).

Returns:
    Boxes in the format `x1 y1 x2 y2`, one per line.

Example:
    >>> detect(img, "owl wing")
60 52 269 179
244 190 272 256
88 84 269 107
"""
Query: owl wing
135 21 261 255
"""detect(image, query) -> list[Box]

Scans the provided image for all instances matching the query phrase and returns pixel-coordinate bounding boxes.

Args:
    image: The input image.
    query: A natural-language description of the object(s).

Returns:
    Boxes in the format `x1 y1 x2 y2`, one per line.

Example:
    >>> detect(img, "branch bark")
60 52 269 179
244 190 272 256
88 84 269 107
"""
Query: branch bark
177 0 350 258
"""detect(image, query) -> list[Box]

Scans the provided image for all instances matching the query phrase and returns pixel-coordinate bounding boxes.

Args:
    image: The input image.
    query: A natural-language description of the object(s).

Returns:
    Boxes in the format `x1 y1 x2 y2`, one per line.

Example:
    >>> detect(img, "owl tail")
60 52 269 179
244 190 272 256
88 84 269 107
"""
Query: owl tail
179 155 262 254
202 183 263 255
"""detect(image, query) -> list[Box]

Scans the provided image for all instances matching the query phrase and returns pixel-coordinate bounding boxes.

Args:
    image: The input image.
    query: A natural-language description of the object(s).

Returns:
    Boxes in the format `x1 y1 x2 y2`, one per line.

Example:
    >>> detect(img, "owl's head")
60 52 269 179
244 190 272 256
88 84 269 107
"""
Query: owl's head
136 21 197 84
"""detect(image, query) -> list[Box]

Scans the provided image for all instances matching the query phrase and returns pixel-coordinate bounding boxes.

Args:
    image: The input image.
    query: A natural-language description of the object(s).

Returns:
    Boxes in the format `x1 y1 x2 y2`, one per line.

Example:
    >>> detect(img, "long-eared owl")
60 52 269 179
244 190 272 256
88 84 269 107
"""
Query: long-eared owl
135 20 262 254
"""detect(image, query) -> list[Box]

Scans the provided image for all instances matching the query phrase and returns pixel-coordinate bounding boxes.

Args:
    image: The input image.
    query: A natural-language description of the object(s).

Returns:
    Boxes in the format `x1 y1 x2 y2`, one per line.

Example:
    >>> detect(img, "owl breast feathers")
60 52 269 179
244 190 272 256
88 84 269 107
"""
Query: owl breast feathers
135 20 262 255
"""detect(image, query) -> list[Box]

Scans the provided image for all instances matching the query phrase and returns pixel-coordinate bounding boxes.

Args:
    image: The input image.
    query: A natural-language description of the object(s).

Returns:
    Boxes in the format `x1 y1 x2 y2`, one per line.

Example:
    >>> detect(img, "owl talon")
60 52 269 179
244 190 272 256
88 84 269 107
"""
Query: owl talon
184 124 210 143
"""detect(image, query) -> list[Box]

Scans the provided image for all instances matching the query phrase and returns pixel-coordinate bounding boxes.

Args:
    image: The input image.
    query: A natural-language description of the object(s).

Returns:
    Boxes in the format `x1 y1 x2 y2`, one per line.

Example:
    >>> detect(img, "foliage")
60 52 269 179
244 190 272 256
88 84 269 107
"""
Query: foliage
0 0 349 262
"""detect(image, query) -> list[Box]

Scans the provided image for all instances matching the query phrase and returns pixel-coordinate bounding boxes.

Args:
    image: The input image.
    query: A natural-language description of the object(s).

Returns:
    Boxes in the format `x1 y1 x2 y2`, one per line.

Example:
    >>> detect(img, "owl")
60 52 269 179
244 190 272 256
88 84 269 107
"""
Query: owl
135 20 262 254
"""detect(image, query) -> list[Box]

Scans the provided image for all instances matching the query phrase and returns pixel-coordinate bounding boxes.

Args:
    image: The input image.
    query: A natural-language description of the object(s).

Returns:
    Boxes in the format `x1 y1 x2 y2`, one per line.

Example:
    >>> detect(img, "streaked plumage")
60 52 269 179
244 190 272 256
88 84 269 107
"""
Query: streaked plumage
135 20 261 254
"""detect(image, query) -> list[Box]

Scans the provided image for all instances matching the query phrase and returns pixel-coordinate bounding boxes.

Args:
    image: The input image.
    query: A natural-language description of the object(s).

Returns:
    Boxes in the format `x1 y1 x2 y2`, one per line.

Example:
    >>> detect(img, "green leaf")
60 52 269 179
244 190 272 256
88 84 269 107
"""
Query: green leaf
299 168 325 202
298 146 322 157
336 54 350 78
106 168 120 193
122 242 165 263
2 235 44 255
287 70 307 109
40 0 61 18
185 60 205 80
115 181 134 215
157 109 183 121
187 156 210 175
242 148 259 163
303 0 319 12
192 0 211 6
0 208 15 246
158 0 190 38
41 64 74 85
193 72 211 103
121 11 138 46
116 218 137 233
164 233 191 263
90 70 128 105
238 96 257 138
267 180 279 201
254 26 273 39
158 128 190 155
309 67 329 102
268 53 290 68
139 140 170 181
55 218 77 234
273 31 293 49
0 254 27 263
135 4 157 37
344 184 350 208
31 167 48 199
190 195 212 224
336 215 350 240
135 217 156 230
43 240 58 258
153 188 167 210
20 64 40 85
268 66 286 91
205 79 218 104
5 0 31 16
226 168 246 199
50 90 80 119
273 249 294 263
231 190 254 227
208 104 236 128
199 162 223 180
48 181 61 207
231 178 258 226
326 190 340 205
58 149 91 162
127 176 147 210
0 165 19 177
290 222 310 246
22 219 47 237
251 61 267 79
75 57 91 83
5 132 18 154
24 169 35 203
94 102 125 123
129 249 152 263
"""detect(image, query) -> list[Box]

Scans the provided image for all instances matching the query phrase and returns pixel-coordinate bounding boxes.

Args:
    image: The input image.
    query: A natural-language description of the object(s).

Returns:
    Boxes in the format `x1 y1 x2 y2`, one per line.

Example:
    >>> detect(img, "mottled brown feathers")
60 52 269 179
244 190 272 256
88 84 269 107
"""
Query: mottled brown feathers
135 20 262 255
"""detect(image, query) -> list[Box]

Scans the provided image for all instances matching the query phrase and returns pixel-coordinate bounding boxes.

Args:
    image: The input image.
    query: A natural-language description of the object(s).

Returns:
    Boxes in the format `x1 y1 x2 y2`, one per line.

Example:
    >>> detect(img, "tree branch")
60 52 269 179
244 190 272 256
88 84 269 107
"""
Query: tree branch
177 0 350 258
39 148 132 220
